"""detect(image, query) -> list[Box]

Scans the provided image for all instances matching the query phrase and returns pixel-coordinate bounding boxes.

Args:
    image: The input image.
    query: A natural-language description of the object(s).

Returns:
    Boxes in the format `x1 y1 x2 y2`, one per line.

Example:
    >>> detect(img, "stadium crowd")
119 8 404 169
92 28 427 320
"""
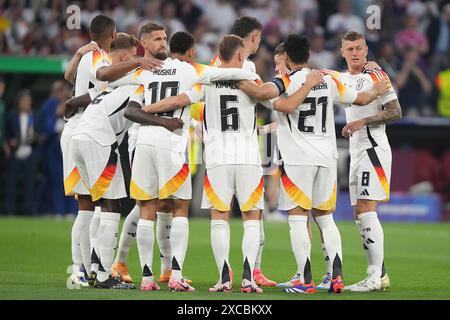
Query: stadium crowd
0 0 450 215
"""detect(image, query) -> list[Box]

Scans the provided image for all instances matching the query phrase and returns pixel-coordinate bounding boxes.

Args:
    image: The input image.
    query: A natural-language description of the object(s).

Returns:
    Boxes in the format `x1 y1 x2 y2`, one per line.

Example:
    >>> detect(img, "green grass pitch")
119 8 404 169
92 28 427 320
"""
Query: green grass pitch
0 216 449 300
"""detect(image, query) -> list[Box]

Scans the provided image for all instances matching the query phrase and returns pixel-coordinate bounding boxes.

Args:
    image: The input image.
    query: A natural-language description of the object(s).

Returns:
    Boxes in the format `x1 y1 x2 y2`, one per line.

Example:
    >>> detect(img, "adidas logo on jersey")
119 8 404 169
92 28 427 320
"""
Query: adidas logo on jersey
360 189 370 196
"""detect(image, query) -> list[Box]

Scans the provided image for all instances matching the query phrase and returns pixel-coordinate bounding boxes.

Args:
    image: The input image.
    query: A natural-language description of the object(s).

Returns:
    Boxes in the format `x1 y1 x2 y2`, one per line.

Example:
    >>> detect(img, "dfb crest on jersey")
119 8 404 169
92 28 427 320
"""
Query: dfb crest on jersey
356 78 365 91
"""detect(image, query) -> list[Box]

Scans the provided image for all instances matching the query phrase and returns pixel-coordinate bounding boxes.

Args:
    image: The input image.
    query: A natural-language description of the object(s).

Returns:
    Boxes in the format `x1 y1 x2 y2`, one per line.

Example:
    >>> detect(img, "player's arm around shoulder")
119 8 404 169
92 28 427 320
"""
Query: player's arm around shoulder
64 42 99 84
353 70 393 106
142 93 192 113
64 93 92 118
273 70 324 113
237 79 279 100
124 100 184 132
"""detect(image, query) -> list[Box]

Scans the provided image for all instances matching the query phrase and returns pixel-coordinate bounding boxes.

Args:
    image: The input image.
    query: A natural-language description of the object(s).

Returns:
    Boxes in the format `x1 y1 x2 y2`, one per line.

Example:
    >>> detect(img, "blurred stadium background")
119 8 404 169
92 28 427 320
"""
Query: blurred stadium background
1 0 450 222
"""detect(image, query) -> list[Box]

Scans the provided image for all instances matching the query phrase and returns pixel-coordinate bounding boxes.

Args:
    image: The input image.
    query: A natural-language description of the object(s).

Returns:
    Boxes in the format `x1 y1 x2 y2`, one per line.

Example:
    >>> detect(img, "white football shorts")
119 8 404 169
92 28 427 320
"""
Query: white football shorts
349 146 391 206
202 164 264 212
278 164 337 211
130 144 191 200
71 134 126 201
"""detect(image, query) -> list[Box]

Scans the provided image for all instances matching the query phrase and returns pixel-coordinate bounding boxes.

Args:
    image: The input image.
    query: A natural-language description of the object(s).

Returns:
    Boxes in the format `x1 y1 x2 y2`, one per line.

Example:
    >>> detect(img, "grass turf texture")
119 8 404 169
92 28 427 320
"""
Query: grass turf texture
0 217 449 300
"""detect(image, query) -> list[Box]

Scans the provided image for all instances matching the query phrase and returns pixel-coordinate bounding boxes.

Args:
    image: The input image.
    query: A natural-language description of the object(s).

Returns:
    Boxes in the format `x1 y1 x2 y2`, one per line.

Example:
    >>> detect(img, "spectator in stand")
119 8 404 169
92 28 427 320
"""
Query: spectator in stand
427 3 450 76
112 0 141 32
0 76 6 168
4 90 38 214
80 0 101 30
239 0 275 26
265 0 304 36
202 0 236 37
435 63 450 117
161 0 186 38
377 40 400 84
397 48 433 117
36 81 76 215
177 0 204 32
326 0 365 35
260 19 284 57
193 28 218 63
303 10 321 38
394 14 429 56
309 27 336 70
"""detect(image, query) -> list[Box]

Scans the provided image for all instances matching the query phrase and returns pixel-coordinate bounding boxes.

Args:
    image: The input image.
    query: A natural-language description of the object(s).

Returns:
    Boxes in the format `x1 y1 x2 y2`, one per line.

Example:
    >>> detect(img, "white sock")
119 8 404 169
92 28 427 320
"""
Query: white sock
321 243 332 275
211 220 231 281
137 219 155 281
89 207 101 274
242 220 261 282
96 212 121 282
170 217 189 280
315 214 342 278
71 211 93 275
357 211 384 278
115 204 139 264
156 211 172 274
288 215 311 283
254 218 264 270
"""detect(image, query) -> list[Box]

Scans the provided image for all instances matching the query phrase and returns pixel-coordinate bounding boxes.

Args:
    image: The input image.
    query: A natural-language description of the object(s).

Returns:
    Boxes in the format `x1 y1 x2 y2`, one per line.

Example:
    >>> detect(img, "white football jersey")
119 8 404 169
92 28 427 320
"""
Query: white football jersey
272 68 357 167
186 77 262 168
74 84 142 146
342 69 397 153
129 58 198 152
67 48 111 129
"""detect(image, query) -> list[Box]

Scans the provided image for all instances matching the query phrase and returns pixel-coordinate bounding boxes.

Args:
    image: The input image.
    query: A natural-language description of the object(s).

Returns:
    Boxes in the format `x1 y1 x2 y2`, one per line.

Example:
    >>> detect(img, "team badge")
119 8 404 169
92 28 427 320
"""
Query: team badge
356 78 364 90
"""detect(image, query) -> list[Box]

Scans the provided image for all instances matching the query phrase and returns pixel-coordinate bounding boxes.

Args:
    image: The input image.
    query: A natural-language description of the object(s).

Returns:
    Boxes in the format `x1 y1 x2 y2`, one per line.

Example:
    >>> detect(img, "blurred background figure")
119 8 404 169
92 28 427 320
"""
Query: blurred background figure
35 80 77 216
308 27 336 70
4 90 38 214
326 0 365 35
0 76 7 207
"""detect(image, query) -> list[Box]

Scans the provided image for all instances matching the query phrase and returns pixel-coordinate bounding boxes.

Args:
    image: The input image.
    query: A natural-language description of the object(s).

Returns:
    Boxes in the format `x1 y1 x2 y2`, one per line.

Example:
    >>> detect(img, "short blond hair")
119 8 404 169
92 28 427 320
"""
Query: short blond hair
341 31 366 46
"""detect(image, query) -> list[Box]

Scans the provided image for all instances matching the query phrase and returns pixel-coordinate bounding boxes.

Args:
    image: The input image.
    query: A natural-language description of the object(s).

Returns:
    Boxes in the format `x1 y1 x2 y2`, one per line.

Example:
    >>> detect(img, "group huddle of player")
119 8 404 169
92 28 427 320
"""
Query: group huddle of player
64 14 402 294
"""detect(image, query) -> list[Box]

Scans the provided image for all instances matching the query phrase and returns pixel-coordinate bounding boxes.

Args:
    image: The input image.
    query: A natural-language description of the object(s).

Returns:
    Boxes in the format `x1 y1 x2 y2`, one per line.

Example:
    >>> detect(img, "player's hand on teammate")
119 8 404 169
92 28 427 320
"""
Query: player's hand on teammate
162 118 184 132
342 119 365 138
364 61 381 71
373 79 390 96
305 70 324 88
76 41 100 57
138 57 163 72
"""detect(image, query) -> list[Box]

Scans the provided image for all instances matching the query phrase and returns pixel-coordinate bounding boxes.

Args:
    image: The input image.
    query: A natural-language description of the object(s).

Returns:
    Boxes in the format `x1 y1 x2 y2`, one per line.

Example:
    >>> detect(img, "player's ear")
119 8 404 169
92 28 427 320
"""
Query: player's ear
188 47 196 62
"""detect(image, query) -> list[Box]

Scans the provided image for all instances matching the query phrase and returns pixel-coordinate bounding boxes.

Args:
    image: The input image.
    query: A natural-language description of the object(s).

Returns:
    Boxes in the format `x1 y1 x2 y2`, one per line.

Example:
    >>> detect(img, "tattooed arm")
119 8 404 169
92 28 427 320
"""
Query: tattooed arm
342 99 402 138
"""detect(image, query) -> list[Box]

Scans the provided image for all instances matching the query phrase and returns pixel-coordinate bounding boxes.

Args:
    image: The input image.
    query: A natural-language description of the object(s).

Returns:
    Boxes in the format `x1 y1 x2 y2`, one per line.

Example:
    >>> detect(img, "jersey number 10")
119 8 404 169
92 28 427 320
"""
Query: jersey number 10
148 81 180 118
